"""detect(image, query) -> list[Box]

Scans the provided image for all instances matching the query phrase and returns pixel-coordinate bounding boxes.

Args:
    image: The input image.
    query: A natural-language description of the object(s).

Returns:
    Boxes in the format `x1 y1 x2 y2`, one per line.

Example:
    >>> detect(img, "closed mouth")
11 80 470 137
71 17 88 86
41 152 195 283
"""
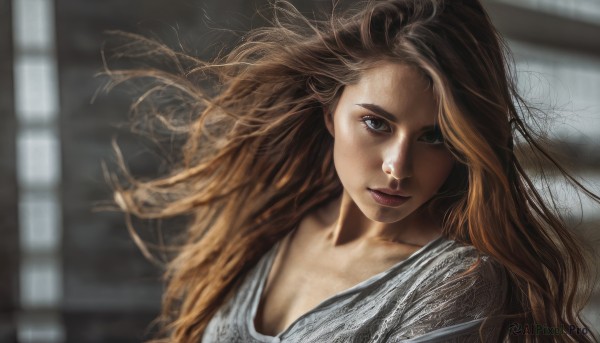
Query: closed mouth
368 189 411 207
369 188 410 197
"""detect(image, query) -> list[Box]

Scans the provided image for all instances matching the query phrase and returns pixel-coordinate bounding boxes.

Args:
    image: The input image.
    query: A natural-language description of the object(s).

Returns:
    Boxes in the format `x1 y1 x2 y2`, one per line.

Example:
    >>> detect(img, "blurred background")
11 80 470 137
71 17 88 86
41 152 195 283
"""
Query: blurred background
0 0 599 342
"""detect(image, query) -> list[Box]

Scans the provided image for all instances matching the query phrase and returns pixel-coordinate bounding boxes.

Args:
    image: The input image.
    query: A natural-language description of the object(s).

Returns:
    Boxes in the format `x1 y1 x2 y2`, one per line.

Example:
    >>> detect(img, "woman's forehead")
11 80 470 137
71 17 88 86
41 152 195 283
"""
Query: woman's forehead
347 63 435 103
336 62 439 124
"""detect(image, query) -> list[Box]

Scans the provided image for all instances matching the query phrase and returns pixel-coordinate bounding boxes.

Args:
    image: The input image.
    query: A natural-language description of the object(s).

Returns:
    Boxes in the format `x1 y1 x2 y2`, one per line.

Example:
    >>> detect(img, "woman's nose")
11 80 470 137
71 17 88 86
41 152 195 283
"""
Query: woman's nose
381 137 413 180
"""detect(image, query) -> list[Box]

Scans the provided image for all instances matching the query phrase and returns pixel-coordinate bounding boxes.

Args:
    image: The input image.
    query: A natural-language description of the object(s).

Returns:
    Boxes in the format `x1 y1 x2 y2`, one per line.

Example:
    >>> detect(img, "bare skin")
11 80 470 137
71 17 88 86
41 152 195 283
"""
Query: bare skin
254 62 455 336
254 193 440 336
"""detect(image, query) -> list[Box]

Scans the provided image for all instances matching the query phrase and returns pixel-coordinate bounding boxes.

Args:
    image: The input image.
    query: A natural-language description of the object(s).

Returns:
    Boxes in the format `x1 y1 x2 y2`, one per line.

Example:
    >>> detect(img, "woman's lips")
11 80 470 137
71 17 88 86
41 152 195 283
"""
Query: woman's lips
368 189 410 207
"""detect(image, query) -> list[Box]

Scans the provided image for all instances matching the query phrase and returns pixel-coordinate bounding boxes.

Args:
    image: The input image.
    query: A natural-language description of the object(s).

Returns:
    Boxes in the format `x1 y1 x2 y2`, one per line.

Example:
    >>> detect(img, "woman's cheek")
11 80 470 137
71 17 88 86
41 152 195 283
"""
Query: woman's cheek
431 153 456 187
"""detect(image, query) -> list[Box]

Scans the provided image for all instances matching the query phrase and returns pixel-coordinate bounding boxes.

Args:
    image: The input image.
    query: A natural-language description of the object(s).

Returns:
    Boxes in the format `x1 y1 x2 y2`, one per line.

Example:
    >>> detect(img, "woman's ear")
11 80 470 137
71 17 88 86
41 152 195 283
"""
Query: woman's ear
323 108 335 137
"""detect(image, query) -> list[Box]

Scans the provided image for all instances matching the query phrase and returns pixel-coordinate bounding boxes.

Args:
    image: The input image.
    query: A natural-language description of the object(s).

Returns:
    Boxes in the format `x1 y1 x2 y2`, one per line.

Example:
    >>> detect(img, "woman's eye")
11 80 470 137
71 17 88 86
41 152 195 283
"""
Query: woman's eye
362 116 390 133
420 129 444 144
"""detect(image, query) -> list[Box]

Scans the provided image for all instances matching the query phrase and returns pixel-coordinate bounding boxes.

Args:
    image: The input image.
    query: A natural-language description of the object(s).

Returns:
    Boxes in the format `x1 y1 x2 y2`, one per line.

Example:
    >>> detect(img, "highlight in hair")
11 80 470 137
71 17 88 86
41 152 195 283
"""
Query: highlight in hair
101 1 600 342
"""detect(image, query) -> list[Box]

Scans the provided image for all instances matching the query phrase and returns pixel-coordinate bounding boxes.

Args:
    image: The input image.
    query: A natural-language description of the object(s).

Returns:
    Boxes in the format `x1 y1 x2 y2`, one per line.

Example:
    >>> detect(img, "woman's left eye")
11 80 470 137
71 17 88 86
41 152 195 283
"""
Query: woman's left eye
419 129 444 144
362 116 391 133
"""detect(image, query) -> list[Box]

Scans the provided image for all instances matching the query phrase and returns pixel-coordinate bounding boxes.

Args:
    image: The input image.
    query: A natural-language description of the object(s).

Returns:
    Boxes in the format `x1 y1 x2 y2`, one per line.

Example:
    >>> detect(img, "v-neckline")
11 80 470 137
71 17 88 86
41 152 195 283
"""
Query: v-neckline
247 233 446 341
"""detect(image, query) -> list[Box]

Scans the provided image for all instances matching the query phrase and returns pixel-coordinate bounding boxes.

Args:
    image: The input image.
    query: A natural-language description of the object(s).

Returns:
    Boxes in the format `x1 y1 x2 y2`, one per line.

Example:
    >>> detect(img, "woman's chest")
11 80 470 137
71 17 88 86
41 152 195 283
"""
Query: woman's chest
253 221 416 337
253 250 361 336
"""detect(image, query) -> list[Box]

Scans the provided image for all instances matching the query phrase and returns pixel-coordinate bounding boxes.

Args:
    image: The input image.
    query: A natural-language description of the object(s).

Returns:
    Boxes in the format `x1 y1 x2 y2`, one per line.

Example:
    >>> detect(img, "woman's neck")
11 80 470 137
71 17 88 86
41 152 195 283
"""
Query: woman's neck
319 191 442 248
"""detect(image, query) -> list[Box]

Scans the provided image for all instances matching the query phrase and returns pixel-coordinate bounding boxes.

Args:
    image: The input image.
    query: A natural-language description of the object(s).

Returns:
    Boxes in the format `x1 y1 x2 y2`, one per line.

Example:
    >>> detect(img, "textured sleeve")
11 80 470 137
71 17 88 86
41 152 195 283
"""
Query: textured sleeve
385 252 508 342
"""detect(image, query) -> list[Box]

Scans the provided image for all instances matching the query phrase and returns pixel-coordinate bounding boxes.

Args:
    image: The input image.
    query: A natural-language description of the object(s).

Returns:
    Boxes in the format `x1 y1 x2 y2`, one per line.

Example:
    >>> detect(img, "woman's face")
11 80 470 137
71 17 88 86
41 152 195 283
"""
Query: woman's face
325 62 455 224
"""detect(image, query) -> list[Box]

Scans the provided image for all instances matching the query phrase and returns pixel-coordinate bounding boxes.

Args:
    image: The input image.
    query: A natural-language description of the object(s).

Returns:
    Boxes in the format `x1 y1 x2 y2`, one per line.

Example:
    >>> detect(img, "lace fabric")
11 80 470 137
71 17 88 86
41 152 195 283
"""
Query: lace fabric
202 237 508 343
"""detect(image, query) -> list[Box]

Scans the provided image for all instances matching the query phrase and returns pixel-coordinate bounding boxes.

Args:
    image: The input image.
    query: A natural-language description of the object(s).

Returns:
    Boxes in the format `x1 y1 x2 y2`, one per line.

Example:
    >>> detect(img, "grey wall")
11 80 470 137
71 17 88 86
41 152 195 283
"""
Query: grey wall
2 0 599 341
0 0 19 341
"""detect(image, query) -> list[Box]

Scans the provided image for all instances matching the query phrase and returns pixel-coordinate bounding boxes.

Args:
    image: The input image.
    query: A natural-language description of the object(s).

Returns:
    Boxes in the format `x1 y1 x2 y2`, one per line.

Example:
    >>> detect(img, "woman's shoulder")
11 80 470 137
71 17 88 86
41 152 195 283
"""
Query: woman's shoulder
384 237 508 340
413 237 507 303
418 236 505 278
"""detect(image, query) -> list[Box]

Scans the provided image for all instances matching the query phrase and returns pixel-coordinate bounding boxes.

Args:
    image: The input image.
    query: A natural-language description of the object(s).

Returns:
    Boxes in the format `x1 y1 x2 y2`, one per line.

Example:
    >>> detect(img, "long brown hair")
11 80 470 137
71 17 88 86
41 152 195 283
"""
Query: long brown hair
103 0 599 341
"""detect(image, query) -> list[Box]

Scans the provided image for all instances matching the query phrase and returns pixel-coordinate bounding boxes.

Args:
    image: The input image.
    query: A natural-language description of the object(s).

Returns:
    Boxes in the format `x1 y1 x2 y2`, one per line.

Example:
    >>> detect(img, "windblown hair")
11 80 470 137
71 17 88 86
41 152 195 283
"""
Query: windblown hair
104 0 600 342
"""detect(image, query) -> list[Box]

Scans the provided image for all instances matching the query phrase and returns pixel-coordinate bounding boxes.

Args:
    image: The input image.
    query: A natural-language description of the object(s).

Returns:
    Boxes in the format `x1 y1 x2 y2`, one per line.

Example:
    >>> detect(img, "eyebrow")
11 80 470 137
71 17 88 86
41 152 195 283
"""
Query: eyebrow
356 103 438 131
356 103 399 122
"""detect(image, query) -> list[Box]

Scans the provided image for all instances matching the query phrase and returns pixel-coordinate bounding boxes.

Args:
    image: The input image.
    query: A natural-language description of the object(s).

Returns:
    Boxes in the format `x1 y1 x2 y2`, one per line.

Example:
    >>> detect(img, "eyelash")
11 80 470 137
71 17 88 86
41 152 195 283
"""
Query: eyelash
360 115 445 145
420 129 445 145
361 116 391 133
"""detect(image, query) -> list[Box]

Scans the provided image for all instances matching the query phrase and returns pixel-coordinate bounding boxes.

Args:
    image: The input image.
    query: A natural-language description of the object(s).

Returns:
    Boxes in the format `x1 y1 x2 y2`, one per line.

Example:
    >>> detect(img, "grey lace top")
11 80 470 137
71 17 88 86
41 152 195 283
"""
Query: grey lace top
202 236 508 342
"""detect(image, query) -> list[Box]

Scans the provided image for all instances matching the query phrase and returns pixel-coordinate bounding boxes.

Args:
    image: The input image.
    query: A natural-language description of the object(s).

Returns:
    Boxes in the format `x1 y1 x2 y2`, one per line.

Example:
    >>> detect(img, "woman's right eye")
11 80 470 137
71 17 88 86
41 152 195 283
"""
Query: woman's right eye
361 116 391 133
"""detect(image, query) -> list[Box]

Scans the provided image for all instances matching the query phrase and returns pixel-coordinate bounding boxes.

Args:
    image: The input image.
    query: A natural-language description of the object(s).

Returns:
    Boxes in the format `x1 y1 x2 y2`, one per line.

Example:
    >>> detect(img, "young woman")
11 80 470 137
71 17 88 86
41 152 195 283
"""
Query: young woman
106 0 599 342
